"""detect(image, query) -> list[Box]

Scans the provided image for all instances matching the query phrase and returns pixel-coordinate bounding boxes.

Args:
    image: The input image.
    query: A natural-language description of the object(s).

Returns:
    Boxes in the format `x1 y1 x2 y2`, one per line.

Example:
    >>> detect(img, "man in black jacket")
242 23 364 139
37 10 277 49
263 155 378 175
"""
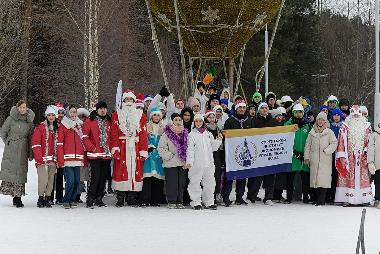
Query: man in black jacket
247 102 278 205
222 101 255 206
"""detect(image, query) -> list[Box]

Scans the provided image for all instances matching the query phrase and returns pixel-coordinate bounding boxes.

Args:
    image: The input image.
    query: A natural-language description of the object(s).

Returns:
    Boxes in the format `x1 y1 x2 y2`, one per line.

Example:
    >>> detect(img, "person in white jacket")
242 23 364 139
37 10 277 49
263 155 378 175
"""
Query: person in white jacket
148 86 176 126
368 118 380 209
213 105 229 131
185 114 223 210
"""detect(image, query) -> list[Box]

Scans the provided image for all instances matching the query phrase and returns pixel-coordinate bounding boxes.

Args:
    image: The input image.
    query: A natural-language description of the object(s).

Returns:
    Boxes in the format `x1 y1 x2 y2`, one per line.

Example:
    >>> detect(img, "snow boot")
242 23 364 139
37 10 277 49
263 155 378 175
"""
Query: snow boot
115 192 125 208
193 205 202 210
86 198 94 209
127 192 138 207
15 197 24 208
107 180 114 194
235 199 248 205
45 196 52 208
37 196 45 208
205 204 217 210
95 197 107 207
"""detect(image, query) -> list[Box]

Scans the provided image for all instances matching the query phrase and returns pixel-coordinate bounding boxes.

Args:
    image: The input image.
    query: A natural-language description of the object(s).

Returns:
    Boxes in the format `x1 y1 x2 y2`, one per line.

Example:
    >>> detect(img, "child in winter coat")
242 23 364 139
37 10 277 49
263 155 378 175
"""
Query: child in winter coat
368 119 380 209
185 114 222 210
32 105 59 208
304 112 337 206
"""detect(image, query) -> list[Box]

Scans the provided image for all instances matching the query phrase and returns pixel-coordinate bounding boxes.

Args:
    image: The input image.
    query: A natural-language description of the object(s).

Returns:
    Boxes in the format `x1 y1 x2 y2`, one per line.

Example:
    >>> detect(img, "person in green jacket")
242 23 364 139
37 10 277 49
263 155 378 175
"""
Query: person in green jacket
284 103 312 204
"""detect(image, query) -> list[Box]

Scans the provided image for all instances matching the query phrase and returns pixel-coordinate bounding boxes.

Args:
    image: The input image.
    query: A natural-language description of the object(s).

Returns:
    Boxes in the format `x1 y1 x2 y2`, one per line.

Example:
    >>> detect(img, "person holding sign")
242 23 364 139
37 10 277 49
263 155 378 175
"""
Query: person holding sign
185 114 222 210
221 101 255 206
247 103 278 206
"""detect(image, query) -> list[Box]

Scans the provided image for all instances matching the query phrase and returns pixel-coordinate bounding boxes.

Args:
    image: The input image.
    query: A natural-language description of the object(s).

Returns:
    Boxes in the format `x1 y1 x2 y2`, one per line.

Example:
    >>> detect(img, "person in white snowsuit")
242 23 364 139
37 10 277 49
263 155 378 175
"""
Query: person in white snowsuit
185 114 222 210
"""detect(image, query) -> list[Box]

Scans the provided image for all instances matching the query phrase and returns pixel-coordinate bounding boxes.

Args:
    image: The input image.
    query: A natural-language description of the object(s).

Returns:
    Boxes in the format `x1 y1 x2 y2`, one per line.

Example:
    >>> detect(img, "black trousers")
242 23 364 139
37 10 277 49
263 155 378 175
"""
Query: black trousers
140 177 164 205
247 174 275 202
51 167 64 201
213 150 222 195
312 187 328 205
182 171 191 205
88 160 111 200
221 178 247 202
373 170 380 201
164 166 187 204
286 171 310 202
327 156 338 202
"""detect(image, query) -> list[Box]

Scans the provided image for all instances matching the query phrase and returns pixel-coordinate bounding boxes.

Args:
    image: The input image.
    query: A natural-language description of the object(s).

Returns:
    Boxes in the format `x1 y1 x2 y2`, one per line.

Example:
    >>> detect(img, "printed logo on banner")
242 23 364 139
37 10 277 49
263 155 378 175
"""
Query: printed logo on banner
234 139 258 167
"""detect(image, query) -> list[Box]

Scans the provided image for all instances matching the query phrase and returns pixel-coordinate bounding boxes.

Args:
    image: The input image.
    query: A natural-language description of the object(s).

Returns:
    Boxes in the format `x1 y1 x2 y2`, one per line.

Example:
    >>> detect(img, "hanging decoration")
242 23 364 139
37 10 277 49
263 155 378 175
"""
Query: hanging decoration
148 0 282 58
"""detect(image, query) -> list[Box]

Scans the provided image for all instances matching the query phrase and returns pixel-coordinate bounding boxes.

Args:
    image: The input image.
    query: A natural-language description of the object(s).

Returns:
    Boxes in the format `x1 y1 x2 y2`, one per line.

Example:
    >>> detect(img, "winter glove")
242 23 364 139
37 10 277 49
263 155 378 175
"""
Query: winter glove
368 163 376 175
159 86 170 97
293 150 304 162
336 158 348 177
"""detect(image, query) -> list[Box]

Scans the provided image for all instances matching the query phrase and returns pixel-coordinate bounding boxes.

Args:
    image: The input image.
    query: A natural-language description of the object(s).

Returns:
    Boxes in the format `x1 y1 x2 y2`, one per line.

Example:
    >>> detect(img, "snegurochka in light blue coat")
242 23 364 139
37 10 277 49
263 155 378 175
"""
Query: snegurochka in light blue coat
141 107 165 206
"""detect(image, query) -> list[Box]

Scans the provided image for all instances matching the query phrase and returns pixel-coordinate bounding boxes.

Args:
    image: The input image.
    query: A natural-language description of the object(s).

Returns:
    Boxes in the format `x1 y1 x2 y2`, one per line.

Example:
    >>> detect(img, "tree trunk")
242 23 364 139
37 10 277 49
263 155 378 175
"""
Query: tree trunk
20 0 32 100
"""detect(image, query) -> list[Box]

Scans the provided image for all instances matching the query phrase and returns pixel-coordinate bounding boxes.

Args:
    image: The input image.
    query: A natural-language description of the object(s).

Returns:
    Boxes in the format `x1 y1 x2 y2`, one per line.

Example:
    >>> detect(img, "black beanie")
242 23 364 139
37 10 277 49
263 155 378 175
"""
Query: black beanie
96 101 108 110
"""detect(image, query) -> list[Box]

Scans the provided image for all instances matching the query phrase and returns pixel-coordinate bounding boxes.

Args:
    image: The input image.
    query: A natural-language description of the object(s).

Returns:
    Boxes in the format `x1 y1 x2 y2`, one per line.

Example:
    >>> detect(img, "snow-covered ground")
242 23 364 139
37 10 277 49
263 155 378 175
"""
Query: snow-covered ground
0 140 379 254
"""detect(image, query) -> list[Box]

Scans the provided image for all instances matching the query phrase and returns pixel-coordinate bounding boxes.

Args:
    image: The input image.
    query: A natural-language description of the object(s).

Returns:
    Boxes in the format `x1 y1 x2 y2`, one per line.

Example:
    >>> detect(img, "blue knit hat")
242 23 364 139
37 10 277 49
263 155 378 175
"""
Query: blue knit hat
331 108 345 120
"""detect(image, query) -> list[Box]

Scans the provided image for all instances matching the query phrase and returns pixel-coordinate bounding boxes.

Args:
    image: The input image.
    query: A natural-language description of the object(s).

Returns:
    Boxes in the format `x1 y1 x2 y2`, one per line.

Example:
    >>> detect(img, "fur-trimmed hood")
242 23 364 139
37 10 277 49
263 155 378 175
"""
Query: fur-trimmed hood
10 106 35 123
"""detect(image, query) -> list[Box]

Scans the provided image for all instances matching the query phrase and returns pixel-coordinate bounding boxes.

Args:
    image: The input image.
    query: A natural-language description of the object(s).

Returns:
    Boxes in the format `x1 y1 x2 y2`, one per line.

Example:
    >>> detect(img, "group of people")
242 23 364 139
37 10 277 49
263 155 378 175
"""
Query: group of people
0 81 379 210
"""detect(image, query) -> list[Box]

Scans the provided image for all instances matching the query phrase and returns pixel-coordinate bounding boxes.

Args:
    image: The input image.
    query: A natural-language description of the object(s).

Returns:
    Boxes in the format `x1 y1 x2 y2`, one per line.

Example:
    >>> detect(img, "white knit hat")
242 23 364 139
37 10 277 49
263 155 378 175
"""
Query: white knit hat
45 105 58 117
213 105 223 112
281 95 293 104
292 103 304 112
193 113 204 121
258 102 269 111
316 112 328 122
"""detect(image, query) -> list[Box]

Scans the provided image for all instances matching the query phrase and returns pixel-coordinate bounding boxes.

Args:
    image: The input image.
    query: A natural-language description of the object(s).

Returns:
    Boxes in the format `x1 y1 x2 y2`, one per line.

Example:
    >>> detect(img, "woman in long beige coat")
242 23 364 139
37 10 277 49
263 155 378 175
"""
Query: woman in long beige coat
304 112 337 206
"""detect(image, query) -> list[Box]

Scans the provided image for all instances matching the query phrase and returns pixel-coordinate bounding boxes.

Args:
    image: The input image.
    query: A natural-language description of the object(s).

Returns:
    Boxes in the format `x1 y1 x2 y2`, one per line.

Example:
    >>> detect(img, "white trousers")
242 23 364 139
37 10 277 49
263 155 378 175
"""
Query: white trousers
188 165 216 207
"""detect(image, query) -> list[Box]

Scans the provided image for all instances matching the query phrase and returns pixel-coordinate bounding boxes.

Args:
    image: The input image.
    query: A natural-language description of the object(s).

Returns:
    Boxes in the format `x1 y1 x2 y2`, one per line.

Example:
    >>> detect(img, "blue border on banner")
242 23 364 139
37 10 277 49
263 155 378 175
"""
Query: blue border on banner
226 163 292 180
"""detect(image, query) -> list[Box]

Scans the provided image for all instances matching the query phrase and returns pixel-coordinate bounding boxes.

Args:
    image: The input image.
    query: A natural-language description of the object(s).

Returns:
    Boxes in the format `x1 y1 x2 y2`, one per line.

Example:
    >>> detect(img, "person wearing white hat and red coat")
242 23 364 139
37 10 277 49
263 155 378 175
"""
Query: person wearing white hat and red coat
32 105 59 208
82 101 112 208
111 89 148 207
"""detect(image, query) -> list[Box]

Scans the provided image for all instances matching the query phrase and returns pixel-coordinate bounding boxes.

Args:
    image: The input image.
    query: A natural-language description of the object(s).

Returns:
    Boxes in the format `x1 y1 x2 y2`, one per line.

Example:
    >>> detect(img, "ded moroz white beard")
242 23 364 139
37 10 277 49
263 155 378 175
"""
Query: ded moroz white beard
118 102 142 137
347 116 367 151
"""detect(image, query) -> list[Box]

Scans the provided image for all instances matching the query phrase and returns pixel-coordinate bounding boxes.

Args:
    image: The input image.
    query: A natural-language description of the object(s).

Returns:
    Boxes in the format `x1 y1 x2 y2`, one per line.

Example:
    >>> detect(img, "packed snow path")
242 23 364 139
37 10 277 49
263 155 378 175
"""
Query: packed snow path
0 141 379 254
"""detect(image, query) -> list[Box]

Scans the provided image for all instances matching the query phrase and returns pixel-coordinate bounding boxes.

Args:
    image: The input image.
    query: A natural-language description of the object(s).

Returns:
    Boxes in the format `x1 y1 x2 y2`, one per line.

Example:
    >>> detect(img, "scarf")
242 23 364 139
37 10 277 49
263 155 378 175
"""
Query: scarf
96 115 110 155
164 125 188 162
313 122 328 133
197 127 206 134
232 115 248 129
44 120 58 169
61 116 83 140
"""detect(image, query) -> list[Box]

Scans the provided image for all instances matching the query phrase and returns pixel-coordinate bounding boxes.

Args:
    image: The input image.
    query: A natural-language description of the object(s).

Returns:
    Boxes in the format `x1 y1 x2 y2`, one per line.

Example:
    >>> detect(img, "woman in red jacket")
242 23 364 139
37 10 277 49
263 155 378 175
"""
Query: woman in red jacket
57 105 85 209
32 105 59 208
